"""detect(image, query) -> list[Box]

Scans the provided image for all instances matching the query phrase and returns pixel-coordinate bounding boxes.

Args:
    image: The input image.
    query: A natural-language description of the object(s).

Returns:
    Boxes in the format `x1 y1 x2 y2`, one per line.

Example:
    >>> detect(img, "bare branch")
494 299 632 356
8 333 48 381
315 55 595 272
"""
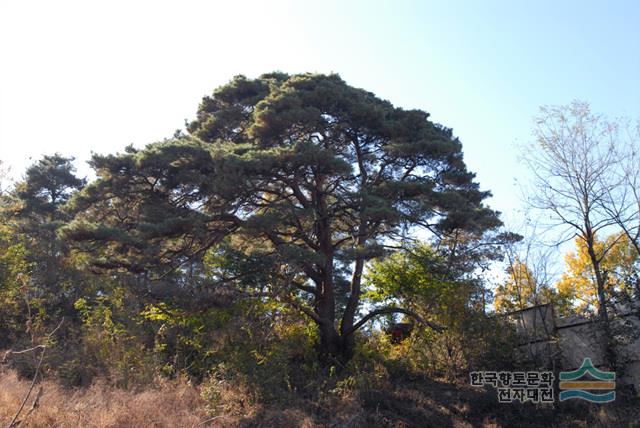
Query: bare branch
7 318 64 428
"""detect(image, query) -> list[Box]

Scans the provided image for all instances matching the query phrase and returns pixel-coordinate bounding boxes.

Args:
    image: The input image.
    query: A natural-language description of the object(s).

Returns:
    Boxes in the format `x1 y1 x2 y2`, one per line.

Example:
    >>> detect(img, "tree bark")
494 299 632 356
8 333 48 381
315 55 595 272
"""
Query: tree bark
584 226 616 368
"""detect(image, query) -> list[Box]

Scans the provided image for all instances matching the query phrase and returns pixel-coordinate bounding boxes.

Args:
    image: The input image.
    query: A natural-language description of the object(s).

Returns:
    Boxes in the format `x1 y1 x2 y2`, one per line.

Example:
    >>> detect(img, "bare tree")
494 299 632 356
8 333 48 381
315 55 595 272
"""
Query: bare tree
599 119 640 256
522 101 623 366
501 224 558 309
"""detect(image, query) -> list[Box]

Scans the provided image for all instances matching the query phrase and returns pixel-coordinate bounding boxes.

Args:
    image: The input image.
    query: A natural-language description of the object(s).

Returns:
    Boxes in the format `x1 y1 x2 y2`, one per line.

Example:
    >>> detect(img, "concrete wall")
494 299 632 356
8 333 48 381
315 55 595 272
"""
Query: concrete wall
507 304 640 388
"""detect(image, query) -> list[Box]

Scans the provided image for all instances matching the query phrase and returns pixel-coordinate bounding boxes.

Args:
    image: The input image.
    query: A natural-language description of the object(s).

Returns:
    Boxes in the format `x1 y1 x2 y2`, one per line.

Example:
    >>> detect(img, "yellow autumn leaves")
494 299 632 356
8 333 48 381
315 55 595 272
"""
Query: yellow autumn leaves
495 233 638 316
556 233 637 315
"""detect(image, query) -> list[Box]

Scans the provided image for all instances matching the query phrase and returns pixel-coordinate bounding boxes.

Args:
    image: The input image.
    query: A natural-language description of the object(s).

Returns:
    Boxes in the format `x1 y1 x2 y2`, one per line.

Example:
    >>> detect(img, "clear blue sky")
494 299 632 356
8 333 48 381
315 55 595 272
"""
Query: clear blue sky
1 0 639 226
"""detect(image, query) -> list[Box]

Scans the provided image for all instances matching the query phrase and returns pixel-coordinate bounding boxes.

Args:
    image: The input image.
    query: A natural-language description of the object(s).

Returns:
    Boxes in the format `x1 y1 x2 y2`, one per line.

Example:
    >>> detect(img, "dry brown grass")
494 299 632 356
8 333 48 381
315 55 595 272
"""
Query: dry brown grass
0 369 209 428
2 366 639 428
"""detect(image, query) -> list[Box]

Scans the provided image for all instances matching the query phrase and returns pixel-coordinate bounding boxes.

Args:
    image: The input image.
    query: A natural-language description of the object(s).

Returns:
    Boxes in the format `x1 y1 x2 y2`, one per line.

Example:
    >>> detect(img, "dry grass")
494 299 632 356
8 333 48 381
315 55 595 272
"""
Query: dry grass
2 366 639 428
0 369 209 428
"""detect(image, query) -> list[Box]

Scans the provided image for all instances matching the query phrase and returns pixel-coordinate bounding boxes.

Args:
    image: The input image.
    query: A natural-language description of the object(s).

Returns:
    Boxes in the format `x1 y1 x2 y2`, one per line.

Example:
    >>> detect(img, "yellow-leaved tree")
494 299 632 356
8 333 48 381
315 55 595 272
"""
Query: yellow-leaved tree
494 258 565 315
556 233 638 316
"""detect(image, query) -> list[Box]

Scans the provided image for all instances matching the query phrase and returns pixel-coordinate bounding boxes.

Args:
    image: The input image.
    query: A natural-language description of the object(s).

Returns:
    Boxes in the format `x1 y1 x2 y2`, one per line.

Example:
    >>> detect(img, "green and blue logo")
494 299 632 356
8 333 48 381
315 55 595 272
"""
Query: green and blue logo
559 358 615 403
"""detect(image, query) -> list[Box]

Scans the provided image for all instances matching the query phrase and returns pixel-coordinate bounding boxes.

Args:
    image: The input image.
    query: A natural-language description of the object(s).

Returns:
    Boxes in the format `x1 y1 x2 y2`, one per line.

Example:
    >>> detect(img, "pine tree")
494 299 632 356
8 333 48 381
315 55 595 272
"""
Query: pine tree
66 73 501 361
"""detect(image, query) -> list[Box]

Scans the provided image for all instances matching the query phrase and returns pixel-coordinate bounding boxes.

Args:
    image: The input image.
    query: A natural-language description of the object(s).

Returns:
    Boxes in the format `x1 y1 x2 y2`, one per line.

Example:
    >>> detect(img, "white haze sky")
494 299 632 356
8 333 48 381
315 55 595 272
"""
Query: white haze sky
1 0 639 232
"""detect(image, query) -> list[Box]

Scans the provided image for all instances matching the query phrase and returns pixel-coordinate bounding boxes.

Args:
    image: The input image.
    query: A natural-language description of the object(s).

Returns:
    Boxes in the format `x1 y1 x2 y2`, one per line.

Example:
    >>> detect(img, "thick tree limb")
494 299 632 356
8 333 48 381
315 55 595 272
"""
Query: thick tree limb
291 280 318 295
344 307 444 337
279 294 323 324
